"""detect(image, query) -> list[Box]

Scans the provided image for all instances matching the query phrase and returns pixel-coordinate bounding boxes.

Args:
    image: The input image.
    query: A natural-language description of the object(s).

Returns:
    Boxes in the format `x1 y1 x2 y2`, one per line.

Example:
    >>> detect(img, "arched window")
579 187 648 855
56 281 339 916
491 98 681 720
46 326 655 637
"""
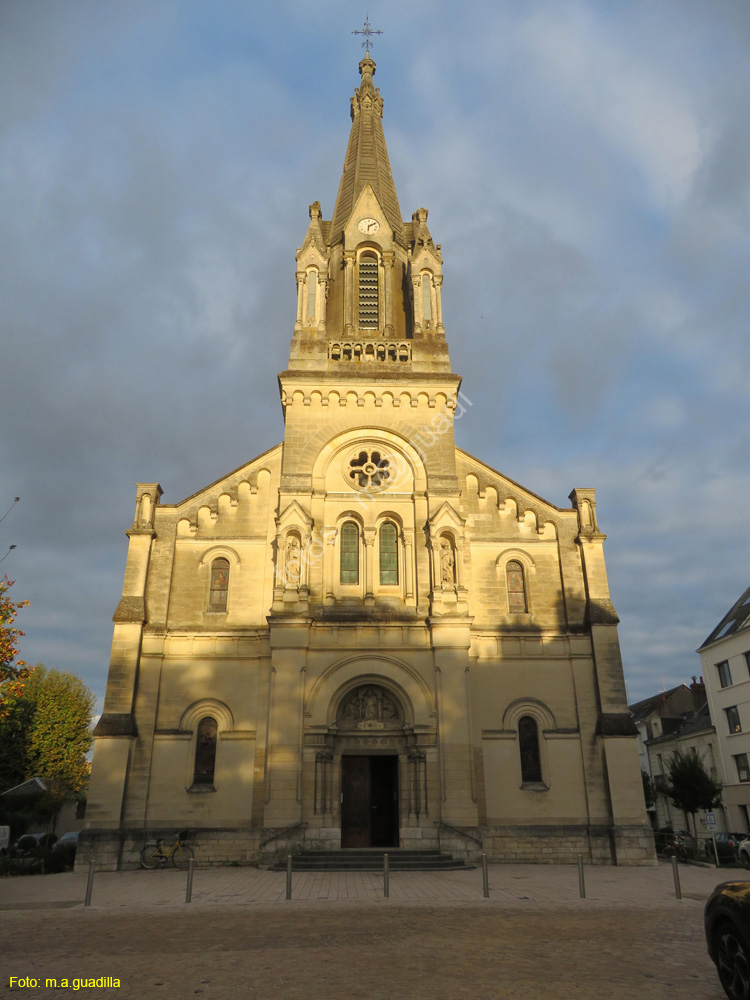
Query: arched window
193 716 218 785
421 273 432 322
209 558 230 611
358 253 379 329
340 522 359 585
518 716 542 783
379 522 398 585
506 560 527 613
306 269 317 319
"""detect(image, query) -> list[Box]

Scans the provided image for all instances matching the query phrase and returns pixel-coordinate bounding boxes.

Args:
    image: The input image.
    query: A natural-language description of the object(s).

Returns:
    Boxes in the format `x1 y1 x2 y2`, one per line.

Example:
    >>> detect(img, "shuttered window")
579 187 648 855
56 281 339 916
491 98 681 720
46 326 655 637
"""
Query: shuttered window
358 254 378 329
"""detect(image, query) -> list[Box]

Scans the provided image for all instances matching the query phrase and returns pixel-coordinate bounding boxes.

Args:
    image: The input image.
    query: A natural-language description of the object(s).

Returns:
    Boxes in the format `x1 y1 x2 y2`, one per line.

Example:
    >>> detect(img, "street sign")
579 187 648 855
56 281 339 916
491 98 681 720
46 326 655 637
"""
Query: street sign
705 812 717 826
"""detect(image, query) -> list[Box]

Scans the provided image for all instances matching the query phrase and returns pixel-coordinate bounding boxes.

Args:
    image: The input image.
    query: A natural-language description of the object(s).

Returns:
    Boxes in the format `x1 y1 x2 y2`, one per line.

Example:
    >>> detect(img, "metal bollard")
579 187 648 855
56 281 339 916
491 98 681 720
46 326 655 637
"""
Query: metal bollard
671 855 682 899
84 859 95 907
577 855 586 899
383 853 390 898
482 852 489 898
286 854 293 900
185 858 194 904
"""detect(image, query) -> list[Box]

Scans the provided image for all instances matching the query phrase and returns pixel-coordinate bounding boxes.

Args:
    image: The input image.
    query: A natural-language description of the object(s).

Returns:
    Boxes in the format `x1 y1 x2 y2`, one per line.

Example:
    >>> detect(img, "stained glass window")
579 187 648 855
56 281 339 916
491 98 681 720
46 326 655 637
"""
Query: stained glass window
340 522 359 585
519 715 542 783
379 522 398 585
209 558 229 611
193 717 218 785
507 560 527 613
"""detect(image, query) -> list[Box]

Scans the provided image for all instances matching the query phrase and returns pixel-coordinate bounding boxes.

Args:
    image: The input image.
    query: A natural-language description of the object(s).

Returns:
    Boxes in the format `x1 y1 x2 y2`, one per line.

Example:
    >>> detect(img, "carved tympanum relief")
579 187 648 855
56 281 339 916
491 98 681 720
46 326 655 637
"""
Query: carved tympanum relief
336 685 401 730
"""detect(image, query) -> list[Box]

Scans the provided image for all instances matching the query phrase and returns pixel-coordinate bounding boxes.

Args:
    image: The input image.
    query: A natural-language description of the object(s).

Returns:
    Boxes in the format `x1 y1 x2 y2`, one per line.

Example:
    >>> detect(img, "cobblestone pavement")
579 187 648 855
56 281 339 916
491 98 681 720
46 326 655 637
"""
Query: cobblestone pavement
0 863 732 999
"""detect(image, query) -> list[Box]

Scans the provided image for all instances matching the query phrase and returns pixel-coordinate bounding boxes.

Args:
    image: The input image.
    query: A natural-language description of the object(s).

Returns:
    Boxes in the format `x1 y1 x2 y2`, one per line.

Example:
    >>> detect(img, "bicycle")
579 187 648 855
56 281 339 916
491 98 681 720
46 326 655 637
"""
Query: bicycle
140 831 194 870
661 840 688 863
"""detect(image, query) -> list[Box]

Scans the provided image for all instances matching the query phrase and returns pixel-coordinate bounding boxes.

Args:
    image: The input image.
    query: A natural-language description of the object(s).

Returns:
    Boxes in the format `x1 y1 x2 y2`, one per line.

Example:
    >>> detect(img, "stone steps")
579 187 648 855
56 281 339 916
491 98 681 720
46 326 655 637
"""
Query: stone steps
268 848 475 872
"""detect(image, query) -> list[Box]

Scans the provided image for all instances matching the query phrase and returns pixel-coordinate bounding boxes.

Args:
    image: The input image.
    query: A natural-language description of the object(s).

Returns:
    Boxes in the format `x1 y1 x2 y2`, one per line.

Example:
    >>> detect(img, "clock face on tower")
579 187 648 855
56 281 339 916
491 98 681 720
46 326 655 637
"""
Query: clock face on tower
357 217 380 235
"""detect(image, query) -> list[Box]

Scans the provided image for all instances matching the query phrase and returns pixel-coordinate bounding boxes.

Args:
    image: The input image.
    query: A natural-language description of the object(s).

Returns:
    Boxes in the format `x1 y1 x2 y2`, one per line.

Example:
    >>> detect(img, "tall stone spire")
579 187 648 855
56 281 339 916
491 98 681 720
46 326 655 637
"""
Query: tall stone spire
330 56 403 244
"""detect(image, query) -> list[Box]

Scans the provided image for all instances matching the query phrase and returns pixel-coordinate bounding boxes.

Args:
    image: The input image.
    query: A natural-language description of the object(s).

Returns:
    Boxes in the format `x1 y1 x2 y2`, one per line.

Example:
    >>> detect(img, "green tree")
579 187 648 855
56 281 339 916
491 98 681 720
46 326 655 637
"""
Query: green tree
0 576 31 719
665 746 723 838
0 666 95 795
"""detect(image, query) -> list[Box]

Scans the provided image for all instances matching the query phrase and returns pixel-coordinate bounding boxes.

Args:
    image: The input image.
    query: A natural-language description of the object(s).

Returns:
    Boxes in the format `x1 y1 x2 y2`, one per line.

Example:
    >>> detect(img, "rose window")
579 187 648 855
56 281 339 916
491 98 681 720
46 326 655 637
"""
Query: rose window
348 450 391 490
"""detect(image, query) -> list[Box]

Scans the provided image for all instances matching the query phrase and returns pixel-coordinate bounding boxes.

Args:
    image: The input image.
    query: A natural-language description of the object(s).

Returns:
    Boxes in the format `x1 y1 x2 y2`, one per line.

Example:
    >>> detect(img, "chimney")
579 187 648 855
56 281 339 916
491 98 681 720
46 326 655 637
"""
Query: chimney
690 675 706 710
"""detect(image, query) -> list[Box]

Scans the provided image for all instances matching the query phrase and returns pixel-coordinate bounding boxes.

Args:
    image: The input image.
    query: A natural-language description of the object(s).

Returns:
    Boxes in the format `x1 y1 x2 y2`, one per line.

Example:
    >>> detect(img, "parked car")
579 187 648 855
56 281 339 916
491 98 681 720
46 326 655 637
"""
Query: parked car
706 834 746 862
705 880 750 999
52 831 79 864
8 833 57 857
737 839 750 866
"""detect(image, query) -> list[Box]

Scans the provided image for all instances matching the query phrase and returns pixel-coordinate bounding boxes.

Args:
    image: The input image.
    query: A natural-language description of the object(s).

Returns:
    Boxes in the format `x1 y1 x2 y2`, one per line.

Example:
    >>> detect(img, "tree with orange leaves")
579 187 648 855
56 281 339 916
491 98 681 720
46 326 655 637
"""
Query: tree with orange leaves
0 576 32 719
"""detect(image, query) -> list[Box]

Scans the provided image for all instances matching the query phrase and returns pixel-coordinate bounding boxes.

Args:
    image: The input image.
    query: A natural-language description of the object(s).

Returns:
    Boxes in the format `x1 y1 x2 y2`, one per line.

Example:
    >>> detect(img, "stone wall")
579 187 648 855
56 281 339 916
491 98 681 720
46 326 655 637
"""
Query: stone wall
78 822 655 871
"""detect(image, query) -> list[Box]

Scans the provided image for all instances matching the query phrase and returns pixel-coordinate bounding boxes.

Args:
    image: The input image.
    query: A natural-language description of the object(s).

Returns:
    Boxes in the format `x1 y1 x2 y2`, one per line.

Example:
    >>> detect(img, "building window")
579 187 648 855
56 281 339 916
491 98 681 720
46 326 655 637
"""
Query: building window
340 522 360 585
209 558 229 611
518 715 542 783
358 253 379 329
379 522 398 585
421 273 432 321
745 650 750 677
717 661 733 688
726 705 742 734
306 270 317 319
735 754 750 783
507 561 527 613
193 717 218 785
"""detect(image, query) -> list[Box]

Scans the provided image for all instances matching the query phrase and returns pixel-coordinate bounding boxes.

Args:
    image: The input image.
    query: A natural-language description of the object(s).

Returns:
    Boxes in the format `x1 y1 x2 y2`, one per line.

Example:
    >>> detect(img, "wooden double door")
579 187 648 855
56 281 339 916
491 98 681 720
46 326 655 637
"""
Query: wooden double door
340 755 399 848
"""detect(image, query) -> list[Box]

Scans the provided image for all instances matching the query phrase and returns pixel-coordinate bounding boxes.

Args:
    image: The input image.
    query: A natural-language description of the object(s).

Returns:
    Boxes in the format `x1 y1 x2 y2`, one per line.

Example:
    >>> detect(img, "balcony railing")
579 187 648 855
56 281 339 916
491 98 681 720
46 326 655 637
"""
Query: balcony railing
329 340 411 363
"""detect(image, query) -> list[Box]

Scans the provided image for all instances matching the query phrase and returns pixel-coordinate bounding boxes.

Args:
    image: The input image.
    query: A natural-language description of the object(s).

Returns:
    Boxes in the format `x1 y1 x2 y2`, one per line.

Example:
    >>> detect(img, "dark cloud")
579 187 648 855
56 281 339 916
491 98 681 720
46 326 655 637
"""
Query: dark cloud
2 0 749 708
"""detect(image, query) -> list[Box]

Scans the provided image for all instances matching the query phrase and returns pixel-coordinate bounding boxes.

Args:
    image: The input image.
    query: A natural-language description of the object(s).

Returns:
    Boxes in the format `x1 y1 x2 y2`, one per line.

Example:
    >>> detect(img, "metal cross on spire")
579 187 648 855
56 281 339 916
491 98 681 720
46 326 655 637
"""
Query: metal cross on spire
352 14 382 56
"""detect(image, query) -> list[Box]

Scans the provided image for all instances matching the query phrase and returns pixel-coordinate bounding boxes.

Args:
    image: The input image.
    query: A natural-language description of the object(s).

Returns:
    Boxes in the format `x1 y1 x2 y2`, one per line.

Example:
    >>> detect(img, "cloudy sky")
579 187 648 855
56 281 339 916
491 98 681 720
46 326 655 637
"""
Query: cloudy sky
2 0 749 710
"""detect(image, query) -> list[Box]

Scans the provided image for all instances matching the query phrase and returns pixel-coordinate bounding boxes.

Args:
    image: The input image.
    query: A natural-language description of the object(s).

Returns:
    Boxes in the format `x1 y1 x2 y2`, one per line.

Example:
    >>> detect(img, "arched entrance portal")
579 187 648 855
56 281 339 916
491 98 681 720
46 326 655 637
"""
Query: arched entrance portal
336 685 403 848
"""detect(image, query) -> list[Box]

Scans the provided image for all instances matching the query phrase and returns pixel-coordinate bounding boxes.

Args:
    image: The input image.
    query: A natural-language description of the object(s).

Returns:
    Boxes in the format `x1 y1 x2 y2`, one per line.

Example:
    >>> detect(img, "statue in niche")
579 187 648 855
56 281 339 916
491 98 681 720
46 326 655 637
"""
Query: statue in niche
440 540 455 587
285 536 301 586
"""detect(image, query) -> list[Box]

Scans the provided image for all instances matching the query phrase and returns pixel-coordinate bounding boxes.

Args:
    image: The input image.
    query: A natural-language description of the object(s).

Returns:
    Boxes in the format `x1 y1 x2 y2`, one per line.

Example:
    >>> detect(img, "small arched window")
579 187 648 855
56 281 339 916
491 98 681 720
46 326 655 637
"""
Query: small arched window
379 522 398 585
306 269 317 319
209 558 230 611
193 716 218 785
358 253 379 329
518 716 542 783
340 522 360 585
421 273 432 321
506 560 527 613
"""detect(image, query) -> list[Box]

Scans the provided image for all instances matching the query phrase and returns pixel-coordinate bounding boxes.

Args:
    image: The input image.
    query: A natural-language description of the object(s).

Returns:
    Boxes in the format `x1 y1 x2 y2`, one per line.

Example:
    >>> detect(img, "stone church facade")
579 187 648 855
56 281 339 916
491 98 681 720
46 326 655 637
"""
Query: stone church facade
83 55 653 869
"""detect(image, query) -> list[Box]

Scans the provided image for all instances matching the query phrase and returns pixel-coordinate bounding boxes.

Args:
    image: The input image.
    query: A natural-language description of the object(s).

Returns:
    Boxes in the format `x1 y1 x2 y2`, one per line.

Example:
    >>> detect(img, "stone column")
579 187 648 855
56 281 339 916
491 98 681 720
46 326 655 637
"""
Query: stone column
317 275 328 333
411 276 422 335
431 621 478 826
364 528 376 606
323 528 336 606
295 271 305 330
434 274 444 332
344 253 355 335
383 251 395 335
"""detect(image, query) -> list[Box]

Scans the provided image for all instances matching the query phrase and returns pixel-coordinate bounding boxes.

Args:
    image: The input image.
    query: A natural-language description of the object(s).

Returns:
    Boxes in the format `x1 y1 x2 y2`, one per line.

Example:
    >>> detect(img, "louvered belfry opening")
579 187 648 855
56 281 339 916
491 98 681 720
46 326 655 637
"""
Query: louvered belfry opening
358 253 379 330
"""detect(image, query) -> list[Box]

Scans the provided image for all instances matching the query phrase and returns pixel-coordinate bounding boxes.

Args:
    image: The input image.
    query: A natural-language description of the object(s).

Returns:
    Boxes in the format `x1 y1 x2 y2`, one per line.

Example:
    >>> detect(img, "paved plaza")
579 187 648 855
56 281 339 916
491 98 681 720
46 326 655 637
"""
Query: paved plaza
0 861 732 999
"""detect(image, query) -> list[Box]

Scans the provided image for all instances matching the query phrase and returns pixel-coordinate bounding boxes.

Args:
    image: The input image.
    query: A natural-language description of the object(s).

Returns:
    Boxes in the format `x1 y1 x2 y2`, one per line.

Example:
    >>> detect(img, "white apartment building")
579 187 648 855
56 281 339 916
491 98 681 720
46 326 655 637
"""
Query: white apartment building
698 586 750 833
